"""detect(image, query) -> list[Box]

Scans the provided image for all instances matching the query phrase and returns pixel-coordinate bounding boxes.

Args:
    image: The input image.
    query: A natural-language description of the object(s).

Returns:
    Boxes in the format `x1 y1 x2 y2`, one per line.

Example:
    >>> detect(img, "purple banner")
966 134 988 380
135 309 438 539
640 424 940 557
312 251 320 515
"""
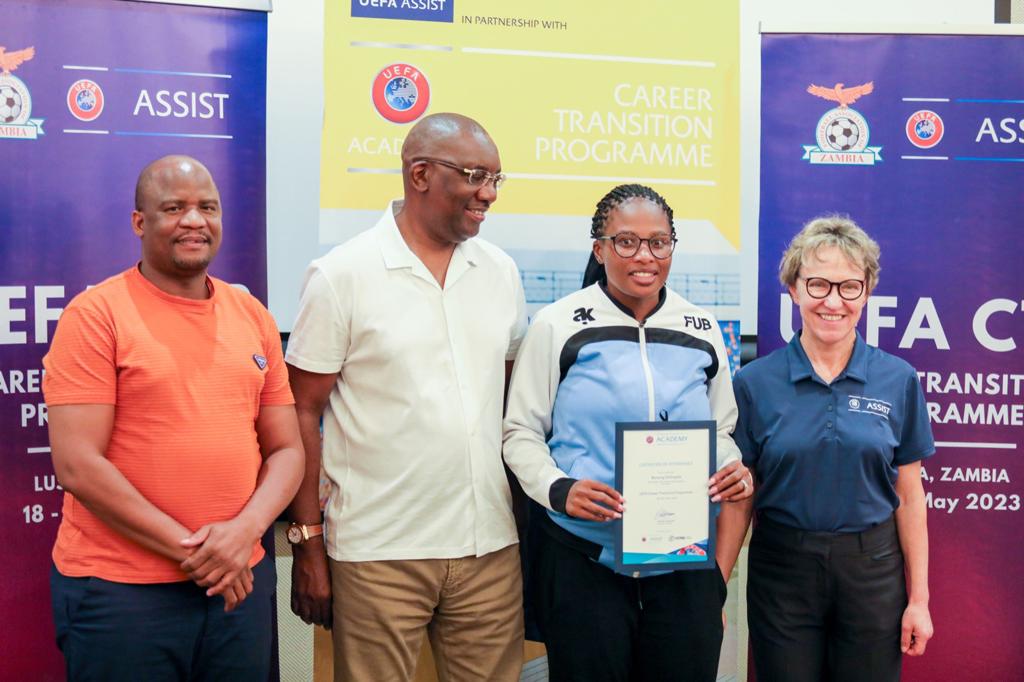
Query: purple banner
0 1 267 678
759 32 1024 679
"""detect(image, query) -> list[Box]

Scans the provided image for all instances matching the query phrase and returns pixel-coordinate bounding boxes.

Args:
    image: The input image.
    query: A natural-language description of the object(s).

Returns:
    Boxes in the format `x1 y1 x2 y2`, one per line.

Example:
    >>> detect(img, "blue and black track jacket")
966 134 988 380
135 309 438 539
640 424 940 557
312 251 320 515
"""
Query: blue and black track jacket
503 282 741 572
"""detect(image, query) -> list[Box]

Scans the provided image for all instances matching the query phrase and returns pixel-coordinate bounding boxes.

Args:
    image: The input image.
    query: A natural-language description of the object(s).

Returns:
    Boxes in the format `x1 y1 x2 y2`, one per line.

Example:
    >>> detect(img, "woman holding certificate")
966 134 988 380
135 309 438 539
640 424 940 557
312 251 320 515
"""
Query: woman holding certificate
732 216 934 682
503 184 753 682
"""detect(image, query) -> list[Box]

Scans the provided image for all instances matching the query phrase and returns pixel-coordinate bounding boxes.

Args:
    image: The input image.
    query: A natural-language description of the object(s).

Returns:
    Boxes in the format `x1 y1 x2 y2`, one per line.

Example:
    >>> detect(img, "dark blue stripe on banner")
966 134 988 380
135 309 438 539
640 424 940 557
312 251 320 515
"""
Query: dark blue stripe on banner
113 131 234 139
955 98 1024 103
955 157 1024 162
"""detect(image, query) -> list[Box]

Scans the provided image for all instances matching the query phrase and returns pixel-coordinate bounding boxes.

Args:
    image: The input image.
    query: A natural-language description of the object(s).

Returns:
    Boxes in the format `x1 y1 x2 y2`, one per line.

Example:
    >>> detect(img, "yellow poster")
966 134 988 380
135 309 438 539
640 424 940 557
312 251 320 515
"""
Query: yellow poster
321 0 740 321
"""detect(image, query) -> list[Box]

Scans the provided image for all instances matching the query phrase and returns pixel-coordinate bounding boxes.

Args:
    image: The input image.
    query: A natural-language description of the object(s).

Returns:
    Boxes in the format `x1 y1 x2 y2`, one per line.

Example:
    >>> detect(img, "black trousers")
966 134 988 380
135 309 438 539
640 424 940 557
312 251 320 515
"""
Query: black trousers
531 532 727 682
747 516 907 682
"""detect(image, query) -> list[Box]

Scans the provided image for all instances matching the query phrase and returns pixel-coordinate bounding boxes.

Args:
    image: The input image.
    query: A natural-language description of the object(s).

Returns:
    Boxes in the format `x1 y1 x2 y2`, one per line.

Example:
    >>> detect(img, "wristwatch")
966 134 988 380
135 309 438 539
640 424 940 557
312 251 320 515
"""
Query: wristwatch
286 522 324 545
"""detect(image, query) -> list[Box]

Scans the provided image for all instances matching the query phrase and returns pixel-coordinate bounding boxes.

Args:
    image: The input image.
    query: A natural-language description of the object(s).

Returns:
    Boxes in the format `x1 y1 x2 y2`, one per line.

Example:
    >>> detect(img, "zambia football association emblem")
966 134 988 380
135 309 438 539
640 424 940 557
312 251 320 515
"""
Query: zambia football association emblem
802 81 881 165
0 44 44 140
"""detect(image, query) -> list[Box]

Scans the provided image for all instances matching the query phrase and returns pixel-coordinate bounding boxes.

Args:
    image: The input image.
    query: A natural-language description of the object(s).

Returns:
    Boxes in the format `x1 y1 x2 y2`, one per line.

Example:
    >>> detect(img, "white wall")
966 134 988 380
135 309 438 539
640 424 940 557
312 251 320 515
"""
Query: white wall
266 0 995 333
266 0 324 331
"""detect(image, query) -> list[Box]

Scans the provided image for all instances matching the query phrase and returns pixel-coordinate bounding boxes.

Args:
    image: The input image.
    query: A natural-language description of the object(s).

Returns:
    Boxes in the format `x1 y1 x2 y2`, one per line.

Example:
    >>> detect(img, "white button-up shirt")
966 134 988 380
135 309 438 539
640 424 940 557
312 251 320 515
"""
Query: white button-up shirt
286 202 527 561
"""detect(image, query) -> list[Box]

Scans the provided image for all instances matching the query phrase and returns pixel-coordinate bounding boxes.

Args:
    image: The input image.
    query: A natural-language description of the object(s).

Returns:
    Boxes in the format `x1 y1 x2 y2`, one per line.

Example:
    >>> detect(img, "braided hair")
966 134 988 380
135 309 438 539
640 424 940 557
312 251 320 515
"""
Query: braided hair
582 184 675 288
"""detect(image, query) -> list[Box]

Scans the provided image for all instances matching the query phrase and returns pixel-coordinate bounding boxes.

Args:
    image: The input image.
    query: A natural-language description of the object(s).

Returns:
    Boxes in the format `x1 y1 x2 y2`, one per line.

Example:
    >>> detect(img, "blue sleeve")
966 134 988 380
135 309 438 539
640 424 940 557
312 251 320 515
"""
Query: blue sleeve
894 370 935 465
731 372 760 468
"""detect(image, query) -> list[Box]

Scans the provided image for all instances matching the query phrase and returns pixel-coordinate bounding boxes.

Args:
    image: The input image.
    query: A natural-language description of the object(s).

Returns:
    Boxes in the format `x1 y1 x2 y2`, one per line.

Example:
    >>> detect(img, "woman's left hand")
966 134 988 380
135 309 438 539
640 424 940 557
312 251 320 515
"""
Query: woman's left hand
708 460 753 502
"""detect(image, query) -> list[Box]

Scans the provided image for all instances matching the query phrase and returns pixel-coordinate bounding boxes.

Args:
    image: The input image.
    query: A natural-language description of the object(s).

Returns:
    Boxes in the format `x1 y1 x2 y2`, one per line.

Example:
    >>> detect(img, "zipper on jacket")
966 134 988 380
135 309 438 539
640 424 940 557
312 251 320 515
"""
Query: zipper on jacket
638 322 656 421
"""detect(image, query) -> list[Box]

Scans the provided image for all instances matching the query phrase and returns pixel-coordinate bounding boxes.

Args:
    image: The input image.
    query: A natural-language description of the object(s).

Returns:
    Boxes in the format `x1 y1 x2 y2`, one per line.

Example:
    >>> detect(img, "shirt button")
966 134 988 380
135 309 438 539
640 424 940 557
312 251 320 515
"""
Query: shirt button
827 405 833 412
827 421 833 429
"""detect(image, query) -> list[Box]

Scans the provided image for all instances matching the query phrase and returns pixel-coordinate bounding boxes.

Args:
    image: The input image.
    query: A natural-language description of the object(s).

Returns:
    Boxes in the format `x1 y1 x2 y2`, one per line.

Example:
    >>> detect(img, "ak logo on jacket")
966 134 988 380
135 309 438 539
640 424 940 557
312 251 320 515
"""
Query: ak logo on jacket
572 307 596 324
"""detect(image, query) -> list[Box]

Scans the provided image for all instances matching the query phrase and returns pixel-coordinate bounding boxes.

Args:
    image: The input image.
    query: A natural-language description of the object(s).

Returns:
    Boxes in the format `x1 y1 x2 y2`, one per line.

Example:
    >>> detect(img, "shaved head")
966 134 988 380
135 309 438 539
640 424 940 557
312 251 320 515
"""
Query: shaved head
129 154 223 298
135 155 214 211
401 113 494 169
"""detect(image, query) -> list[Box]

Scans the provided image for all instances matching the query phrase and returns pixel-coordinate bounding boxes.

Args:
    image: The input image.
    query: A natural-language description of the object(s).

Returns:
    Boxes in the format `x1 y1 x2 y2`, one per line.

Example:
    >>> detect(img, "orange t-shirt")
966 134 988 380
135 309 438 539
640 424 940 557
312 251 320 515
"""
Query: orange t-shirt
43 266 294 583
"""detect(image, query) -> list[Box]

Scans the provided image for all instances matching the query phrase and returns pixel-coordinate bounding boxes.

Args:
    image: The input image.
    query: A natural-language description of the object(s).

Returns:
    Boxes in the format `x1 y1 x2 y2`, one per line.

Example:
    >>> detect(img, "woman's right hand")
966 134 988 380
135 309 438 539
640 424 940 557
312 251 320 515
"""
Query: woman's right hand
565 479 624 521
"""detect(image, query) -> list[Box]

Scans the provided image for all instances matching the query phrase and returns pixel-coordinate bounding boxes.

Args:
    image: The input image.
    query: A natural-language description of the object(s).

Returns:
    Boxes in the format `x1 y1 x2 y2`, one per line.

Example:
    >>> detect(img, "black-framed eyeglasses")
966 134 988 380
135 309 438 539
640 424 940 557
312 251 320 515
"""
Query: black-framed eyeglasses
799 276 865 300
416 158 507 189
595 233 677 260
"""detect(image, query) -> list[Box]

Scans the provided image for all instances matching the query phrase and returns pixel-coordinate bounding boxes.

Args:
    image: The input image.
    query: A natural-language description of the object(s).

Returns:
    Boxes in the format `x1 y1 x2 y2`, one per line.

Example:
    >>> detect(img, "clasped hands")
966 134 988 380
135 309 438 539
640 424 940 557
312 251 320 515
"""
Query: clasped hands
179 517 261 612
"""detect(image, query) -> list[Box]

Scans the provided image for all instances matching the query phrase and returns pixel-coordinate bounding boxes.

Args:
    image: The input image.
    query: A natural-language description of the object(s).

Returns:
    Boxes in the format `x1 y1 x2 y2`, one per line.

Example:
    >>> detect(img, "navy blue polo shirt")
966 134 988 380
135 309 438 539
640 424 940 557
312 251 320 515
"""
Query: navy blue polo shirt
733 332 934 532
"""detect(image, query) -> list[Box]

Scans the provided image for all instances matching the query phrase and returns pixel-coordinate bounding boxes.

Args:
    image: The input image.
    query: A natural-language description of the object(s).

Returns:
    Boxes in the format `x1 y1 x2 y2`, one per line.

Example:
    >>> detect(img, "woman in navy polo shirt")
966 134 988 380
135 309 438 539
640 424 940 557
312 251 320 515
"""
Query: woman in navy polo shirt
733 216 934 682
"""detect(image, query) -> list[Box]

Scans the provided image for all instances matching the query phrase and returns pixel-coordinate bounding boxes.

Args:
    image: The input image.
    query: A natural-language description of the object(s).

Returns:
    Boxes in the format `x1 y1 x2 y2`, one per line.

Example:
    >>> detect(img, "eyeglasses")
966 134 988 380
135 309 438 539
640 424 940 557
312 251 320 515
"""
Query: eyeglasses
595 233 677 260
799 276 865 300
416 158 507 189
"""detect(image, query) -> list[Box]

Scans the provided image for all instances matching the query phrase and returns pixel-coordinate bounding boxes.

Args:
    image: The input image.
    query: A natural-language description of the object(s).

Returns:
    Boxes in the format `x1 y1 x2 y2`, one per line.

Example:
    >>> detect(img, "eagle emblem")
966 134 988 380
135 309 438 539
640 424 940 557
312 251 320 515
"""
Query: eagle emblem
0 46 35 75
806 81 874 109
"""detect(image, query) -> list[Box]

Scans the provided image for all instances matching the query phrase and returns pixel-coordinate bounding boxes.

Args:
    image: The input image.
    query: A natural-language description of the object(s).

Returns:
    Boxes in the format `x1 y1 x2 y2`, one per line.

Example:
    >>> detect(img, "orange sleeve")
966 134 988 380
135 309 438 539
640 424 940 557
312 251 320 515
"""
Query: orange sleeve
42 303 117 406
258 305 294 407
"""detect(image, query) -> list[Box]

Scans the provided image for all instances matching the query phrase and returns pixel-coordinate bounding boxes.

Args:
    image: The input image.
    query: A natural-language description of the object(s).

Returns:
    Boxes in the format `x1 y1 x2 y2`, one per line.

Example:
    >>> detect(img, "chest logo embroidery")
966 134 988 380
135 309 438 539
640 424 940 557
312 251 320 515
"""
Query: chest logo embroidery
683 315 712 331
572 307 596 324
848 395 891 419
252 354 268 370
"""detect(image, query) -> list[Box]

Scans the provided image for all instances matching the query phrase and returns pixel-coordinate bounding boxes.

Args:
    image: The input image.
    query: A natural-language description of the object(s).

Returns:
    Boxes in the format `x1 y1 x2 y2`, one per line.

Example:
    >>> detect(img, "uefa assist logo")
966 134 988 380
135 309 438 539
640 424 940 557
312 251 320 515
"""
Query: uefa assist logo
67 78 105 122
371 63 430 124
802 81 882 166
905 110 944 149
0 44 45 140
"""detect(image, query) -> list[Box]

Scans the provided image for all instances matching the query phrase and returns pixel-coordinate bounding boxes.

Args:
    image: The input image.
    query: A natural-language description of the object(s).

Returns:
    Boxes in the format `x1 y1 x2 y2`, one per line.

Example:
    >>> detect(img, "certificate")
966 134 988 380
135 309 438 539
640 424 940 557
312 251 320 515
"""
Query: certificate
614 421 717 576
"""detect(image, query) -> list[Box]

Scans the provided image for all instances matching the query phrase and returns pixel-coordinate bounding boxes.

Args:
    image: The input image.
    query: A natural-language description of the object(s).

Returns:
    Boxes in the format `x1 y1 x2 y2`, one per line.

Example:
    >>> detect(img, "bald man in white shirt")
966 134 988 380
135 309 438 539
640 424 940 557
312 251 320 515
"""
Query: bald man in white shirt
285 113 526 682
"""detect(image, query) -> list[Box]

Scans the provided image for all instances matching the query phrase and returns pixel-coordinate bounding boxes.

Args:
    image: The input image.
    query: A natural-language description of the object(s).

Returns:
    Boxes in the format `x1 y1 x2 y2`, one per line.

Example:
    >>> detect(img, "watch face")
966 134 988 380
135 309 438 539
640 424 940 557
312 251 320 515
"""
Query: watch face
287 526 303 544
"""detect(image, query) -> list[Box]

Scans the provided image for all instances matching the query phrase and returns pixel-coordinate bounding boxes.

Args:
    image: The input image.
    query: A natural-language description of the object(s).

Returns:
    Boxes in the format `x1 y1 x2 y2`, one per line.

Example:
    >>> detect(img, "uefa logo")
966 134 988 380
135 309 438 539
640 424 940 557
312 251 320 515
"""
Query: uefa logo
67 79 104 122
371 63 430 124
905 110 944 149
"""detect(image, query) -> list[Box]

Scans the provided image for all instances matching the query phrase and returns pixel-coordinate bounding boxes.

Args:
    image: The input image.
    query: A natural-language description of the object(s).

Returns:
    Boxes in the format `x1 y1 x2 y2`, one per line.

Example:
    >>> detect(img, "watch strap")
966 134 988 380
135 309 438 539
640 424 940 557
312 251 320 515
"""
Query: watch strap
300 523 324 541
288 522 324 544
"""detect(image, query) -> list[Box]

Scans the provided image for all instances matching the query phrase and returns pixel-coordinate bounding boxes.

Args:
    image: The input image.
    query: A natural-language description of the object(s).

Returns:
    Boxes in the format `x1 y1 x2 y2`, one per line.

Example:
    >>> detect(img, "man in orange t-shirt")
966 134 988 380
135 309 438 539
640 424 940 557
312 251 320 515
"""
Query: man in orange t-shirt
43 155 303 681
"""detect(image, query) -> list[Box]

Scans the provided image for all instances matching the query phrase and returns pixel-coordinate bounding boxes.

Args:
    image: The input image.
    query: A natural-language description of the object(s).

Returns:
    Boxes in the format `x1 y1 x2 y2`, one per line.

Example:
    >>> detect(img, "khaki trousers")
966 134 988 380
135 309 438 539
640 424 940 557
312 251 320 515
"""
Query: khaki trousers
329 544 524 682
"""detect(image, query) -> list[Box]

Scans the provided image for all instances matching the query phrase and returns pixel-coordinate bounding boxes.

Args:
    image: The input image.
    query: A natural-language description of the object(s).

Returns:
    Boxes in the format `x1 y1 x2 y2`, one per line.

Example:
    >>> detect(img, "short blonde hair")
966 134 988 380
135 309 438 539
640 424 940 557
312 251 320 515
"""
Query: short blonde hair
778 215 881 292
